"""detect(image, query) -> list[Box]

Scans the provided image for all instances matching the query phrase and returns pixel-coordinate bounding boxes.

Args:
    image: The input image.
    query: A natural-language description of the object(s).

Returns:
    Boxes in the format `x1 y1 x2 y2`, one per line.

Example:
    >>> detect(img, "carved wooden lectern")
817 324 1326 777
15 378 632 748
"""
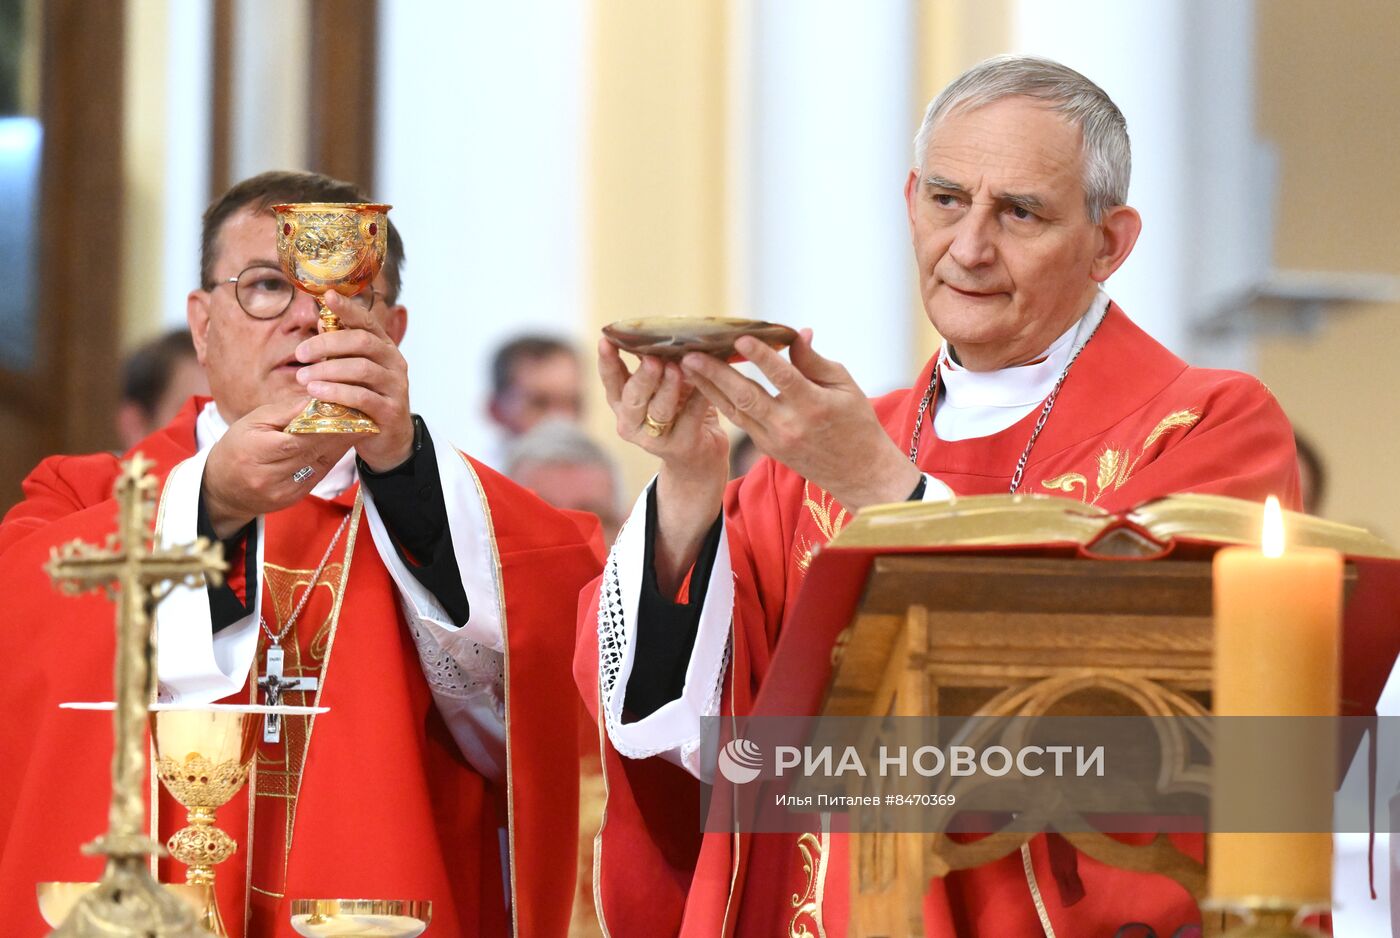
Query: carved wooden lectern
769 494 1399 938
827 553 1215 937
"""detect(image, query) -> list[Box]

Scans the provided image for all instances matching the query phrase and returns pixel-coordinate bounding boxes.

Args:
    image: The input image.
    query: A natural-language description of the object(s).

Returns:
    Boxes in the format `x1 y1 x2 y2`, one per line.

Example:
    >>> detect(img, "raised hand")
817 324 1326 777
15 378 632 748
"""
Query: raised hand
295 291 414 472
202 397 354 538
598 338 729 593
680 330 920 512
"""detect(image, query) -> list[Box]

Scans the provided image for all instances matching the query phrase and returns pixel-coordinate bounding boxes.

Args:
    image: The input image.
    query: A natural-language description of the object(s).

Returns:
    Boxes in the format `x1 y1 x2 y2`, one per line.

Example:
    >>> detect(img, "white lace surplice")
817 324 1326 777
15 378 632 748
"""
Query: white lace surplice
155 403 509 782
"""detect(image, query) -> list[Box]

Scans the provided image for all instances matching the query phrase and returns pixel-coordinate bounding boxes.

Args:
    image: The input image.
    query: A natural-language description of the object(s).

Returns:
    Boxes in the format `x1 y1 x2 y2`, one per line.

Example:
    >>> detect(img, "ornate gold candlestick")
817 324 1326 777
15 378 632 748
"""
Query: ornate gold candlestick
43 455 225 937
273 201 392 435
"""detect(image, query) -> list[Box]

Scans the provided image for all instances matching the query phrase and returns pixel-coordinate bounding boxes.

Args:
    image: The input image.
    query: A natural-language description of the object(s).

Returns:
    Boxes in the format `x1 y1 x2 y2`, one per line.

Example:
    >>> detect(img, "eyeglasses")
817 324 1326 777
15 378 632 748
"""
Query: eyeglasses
210 265 378 320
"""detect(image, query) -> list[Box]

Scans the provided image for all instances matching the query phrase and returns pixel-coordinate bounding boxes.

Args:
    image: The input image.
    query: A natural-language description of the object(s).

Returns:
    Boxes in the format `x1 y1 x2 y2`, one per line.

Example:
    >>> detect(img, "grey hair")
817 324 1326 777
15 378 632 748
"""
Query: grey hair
913 54 1130 222
504 417 624 514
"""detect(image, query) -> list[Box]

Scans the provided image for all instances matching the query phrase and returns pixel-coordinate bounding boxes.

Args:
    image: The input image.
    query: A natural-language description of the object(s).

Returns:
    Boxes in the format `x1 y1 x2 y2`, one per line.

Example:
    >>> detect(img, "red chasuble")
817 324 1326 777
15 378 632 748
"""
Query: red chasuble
576 305 1302 938
0 399 602 937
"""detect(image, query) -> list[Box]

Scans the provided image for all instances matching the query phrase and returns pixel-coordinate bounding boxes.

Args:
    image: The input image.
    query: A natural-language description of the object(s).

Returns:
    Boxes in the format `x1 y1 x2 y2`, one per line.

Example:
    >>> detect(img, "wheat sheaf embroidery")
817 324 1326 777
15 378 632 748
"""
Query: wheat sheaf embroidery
1041 408 1201 504
793 482 849 575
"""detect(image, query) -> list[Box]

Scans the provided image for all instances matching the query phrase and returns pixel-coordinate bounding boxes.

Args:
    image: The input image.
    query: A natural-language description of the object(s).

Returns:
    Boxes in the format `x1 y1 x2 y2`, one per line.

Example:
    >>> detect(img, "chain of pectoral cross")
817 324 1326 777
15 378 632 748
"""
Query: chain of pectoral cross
256 512 350 743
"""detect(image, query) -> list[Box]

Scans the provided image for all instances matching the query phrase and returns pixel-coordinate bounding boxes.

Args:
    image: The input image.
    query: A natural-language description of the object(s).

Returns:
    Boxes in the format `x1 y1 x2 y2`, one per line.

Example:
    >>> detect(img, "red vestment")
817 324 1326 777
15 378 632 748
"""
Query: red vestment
0 399 603 936
576 305 1302 937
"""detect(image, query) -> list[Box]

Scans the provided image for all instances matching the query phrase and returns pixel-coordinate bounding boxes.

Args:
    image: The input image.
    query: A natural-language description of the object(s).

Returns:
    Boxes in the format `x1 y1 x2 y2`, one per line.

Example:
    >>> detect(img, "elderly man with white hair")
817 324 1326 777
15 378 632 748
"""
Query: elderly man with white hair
579 55 1301 936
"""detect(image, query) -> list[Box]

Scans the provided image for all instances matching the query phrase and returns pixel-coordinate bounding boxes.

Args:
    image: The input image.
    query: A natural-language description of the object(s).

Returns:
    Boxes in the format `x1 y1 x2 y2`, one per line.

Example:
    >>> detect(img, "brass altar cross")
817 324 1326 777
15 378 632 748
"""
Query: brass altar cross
45 454 226 938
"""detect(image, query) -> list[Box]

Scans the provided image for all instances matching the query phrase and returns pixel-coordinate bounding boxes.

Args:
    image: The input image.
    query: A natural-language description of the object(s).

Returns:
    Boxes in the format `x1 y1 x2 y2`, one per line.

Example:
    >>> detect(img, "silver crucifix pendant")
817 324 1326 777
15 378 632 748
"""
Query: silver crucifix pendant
256 645 318 743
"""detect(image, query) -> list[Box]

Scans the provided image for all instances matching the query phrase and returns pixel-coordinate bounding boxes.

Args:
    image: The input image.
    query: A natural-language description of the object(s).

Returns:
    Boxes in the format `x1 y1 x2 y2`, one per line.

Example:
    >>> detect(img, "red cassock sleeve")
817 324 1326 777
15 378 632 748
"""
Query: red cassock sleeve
575 456 814 937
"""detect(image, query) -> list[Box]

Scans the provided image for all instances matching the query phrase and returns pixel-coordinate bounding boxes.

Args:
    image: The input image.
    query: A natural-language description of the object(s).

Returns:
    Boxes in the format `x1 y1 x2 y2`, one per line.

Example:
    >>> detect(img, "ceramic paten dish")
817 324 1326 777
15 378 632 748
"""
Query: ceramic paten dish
603 317 799 362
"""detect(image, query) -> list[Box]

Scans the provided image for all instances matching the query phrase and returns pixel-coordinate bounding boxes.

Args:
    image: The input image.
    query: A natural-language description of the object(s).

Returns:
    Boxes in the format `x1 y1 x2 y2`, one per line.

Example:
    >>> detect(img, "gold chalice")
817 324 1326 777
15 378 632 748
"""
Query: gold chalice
273 201 392 434
37 881 209 928
290 899 432 937
151 706 262 938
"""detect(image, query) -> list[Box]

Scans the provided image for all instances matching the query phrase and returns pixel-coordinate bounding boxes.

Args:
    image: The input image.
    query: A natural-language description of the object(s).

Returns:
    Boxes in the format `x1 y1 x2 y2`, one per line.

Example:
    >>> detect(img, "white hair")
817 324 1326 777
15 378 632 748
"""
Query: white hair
505 417 624 515
913 54 1130 222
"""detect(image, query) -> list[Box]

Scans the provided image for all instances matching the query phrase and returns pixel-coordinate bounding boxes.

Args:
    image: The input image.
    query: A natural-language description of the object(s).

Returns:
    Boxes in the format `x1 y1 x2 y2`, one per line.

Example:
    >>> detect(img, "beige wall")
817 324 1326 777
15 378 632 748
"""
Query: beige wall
1254 0 1400 542
121 0 170 348
585 1 733 498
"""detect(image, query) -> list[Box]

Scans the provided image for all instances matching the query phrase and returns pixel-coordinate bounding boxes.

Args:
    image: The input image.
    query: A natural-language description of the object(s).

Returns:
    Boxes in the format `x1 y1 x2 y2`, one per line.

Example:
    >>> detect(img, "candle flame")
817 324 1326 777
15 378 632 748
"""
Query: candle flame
1262 495 1285 557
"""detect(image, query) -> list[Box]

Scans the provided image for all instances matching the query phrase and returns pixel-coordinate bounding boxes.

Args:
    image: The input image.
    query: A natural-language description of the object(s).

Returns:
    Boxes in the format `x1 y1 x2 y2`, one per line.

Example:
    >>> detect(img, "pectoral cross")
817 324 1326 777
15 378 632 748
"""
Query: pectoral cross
257 645 318 743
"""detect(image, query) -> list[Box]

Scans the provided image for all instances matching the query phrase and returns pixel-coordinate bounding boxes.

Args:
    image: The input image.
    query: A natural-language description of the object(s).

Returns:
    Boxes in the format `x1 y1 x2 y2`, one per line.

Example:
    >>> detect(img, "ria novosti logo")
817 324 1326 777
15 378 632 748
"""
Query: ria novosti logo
717 738 764 784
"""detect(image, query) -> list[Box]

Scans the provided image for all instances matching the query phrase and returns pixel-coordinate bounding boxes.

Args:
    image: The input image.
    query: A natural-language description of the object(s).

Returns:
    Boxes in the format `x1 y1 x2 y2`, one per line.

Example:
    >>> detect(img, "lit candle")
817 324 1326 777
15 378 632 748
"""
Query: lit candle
1210 496 1342 904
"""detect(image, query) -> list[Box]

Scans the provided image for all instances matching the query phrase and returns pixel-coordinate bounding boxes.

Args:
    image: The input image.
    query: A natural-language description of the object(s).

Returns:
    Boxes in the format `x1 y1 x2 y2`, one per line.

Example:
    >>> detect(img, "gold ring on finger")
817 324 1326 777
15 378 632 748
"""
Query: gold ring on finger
642 414 674 437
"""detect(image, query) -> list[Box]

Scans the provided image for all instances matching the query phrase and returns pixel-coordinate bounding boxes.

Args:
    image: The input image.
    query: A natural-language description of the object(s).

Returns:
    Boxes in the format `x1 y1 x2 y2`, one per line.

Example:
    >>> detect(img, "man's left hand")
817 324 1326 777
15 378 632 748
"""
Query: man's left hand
681 330 922 512
295 292 414 472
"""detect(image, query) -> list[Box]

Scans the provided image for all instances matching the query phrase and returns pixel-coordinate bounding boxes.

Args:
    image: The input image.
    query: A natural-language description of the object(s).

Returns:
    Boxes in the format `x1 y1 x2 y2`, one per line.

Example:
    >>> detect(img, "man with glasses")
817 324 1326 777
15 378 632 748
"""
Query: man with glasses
0 171 603 936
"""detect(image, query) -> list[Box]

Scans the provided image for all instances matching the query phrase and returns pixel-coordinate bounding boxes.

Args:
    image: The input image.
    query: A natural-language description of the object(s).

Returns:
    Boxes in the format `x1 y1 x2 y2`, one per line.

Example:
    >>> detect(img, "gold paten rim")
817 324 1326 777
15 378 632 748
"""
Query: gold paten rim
288 898 431 917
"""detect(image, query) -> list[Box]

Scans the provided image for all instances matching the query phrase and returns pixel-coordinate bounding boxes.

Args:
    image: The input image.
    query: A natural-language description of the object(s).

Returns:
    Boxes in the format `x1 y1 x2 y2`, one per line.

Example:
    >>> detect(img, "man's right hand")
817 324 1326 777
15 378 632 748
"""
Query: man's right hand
598 338 729 595
202 398 353 539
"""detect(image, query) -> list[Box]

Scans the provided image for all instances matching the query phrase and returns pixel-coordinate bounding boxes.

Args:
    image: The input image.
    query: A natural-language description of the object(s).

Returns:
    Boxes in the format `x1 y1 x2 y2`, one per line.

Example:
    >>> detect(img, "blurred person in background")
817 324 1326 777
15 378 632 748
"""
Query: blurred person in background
487 335 583 462
506 417 623 545
115 327 210 450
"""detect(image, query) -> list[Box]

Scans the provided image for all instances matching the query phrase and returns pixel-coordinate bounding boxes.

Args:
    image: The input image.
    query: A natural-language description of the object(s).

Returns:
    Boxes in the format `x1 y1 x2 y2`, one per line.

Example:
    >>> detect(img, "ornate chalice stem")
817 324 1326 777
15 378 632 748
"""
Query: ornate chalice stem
167 803 234 938
316 296 340 333
169 806 235 885
153 708 260 938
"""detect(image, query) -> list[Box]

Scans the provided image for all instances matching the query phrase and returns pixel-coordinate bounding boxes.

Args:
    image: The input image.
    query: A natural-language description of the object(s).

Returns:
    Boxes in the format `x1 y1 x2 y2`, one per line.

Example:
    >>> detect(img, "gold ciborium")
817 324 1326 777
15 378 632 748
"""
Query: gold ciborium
289 899 432 937
273 201 392 435
37 882 210 928
151 707 261 938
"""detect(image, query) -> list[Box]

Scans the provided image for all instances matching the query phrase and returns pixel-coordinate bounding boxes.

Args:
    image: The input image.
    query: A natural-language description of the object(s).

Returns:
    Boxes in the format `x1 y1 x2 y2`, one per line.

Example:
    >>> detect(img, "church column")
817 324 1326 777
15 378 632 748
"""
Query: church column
376 1 588 458
585 0 735 495
227 0 310 180
121 0 213 341
745 0 915 399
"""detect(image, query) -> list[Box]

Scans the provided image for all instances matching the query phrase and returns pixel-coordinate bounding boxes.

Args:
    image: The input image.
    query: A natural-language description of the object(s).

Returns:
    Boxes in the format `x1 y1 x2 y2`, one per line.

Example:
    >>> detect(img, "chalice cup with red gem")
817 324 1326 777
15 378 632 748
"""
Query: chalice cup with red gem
272 202 392 434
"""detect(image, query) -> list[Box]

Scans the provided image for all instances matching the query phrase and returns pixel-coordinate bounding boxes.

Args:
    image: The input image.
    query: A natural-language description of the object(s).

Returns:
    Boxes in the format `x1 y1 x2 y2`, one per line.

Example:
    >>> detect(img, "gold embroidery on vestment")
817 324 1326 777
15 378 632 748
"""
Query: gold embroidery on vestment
1040 472 1088 499
1143 409 1200 449
1039 409 1202 504
794 483 849 575
789 831 827 938
245 496 363 919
